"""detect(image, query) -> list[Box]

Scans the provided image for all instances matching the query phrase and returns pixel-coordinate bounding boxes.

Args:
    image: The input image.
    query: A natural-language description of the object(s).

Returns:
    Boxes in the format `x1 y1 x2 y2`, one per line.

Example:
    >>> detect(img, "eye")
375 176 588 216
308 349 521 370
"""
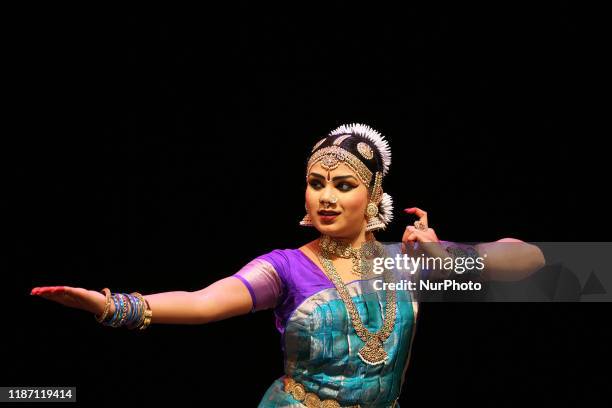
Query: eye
336 182 355 192
308 179 323 189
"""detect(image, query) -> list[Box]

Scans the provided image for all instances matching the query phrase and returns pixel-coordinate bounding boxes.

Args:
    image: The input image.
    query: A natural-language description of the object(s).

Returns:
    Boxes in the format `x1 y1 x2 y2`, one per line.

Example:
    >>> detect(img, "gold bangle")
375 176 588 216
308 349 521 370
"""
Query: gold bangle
139 298 152 330
94 288 112 323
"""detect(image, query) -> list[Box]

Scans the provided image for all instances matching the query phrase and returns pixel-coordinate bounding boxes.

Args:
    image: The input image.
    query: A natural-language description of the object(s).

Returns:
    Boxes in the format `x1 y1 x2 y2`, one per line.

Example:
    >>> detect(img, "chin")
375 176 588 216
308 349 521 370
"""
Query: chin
315 223 341 235
316 223 354 238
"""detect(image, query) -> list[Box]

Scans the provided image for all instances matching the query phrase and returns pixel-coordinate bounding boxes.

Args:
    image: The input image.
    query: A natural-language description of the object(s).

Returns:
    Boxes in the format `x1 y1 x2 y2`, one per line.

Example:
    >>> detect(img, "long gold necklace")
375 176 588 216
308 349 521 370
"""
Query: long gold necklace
318 235 397 365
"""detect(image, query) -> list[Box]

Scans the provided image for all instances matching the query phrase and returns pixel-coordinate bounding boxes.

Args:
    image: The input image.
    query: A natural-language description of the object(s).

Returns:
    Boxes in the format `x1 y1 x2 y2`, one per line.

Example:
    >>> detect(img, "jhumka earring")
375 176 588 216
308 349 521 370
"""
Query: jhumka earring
300 203 314 227
366 202 379 218
365 172 387 231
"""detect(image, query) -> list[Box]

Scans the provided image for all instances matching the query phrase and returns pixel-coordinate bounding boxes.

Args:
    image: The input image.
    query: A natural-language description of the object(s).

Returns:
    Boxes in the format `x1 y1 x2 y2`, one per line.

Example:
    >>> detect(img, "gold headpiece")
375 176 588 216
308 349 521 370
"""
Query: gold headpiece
307 146 374 187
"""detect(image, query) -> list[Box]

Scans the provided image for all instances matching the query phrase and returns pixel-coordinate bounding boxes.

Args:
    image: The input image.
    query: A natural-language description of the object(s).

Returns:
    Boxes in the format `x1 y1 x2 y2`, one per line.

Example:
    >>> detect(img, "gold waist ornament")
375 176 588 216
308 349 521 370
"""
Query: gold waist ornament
283 377 359 408
283 377 398 408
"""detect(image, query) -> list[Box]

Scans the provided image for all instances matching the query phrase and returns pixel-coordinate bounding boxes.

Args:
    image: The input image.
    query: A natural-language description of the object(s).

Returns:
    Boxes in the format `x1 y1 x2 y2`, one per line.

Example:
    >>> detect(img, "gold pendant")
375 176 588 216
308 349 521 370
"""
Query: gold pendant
358 335 388 365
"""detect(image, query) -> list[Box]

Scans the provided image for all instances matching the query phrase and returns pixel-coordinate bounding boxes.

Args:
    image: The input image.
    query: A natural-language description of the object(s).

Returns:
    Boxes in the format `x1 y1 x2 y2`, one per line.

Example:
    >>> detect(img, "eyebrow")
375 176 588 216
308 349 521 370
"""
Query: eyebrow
308 172 359 182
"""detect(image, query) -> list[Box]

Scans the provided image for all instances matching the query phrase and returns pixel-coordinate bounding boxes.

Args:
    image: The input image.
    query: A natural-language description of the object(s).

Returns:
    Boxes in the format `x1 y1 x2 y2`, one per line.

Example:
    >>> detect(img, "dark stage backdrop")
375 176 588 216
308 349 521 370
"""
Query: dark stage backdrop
7 4 609 407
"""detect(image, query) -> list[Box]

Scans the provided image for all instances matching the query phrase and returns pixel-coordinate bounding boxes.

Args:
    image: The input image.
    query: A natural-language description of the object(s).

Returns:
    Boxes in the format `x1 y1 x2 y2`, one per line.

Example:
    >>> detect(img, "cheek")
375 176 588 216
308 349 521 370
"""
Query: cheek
341 192 367 215
305 189 317 207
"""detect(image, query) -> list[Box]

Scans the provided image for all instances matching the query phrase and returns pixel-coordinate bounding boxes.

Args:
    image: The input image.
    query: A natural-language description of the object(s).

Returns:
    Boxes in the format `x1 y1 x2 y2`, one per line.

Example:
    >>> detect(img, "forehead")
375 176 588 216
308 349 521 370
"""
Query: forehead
308 162 359 180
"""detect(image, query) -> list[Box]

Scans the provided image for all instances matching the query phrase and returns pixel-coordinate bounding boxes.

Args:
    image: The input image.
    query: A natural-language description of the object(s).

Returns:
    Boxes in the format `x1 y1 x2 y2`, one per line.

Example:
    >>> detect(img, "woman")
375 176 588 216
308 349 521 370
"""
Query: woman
31 123 545 407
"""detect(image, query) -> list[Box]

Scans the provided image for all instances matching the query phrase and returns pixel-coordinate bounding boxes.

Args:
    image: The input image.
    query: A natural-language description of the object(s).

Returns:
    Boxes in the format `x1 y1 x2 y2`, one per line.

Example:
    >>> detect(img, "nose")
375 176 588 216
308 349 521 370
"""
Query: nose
319 186 338 205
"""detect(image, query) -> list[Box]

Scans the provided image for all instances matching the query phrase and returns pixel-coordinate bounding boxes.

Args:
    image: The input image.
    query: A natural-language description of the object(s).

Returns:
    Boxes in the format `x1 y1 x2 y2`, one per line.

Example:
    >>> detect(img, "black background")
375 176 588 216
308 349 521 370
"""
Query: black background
6 3 610 407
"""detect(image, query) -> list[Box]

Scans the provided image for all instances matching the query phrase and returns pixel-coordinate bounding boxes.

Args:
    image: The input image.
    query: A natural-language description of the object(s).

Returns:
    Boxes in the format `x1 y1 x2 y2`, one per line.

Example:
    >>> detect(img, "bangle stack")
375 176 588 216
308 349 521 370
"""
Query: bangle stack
446 245 485 278
94 288 152 330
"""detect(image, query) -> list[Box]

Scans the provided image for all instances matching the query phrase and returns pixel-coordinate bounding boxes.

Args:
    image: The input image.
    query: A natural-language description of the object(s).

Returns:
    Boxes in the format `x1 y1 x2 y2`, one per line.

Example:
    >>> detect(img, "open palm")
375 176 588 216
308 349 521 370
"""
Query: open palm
31 286 108 316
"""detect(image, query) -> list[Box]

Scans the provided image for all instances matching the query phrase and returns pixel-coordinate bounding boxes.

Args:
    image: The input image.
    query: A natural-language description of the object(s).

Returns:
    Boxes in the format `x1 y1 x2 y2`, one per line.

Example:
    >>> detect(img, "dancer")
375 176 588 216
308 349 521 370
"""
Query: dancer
31 123 545 407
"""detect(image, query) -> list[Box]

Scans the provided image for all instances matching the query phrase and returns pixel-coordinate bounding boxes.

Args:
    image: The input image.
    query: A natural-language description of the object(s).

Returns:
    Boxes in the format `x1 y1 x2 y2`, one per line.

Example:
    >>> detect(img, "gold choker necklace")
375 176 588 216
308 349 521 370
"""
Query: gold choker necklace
319 234 385 278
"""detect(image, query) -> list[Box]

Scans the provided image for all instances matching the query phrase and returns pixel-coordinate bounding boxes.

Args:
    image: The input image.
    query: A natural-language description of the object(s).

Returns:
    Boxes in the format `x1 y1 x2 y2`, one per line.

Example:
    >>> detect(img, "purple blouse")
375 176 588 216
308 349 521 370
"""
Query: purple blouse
233 248 356 334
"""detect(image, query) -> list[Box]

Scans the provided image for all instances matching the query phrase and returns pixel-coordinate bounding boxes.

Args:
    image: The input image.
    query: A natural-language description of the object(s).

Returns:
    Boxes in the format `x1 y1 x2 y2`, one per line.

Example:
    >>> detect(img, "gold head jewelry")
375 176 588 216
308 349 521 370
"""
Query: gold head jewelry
308 146 374 188
357 142 374 160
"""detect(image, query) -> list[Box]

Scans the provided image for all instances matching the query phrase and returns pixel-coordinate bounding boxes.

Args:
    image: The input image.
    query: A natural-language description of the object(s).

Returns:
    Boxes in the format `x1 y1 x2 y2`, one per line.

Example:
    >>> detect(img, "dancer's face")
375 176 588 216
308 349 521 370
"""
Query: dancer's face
306 162 369 238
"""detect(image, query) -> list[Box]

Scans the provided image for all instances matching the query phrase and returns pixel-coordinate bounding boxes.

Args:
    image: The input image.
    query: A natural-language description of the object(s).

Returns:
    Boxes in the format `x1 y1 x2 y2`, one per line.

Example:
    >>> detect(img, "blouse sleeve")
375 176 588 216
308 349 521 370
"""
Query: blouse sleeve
232 255 286 313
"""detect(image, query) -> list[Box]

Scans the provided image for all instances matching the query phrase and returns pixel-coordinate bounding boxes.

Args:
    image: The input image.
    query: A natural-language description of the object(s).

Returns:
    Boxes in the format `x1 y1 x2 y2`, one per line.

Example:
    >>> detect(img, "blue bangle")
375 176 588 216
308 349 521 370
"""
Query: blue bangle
111 295 125 327
125 294 139 328
105 295 120 327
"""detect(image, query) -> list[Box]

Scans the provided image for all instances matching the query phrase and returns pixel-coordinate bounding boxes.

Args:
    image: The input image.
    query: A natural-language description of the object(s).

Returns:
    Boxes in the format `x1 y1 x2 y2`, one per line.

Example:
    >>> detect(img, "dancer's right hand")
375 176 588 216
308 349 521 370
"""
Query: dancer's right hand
31 286 112 316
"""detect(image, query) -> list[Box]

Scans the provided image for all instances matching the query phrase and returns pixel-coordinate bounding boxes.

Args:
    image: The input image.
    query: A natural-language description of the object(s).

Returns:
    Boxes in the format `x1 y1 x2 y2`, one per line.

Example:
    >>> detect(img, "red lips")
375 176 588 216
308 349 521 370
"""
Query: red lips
318 210 340 215
318 210 340 222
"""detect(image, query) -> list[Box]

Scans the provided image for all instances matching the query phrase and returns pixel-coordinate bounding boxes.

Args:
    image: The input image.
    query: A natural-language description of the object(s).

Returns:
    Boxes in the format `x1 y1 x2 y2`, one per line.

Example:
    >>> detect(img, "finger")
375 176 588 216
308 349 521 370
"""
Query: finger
37 291 60 300
405 226 431 243
404 207 428 228
403 229 418 243
40 286 60 294
32 287 51 295
34 286 65 295
402 227 416 244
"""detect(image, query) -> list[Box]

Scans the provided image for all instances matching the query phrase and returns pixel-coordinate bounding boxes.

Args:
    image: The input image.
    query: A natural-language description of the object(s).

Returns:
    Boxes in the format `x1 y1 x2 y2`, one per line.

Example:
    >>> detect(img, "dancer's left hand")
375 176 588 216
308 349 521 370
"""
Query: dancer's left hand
401 207 447 259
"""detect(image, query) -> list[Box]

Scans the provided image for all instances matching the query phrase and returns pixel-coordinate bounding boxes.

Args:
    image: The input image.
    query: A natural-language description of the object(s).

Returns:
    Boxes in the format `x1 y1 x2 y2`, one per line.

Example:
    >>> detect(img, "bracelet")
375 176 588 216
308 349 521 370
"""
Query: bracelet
110 294 125 327
125 294 139 328
94 288 112 323
96 289 152 330
119 293 130 326
139 298 152 330
129 292 147 330
446 245 485 278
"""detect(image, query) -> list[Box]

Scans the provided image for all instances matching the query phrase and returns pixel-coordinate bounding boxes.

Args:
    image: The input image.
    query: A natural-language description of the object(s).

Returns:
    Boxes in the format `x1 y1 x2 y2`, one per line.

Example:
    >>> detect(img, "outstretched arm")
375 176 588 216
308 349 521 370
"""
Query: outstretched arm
190 277 253 323
31 276 253 326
